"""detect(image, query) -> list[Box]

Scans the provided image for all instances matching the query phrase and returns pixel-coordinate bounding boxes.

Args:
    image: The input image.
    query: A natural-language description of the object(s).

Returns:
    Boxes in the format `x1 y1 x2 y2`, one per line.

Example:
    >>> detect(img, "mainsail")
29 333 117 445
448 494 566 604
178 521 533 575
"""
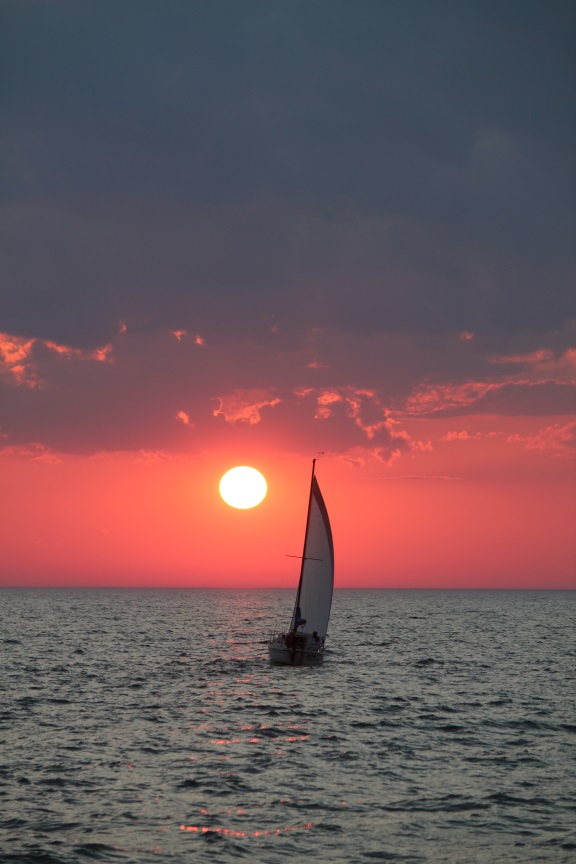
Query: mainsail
290 470 334 639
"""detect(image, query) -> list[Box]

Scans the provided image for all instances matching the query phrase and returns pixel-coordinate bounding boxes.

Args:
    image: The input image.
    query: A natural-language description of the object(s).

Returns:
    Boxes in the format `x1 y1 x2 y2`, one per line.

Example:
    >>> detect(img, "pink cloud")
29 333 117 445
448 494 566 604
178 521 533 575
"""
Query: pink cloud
405 381 496 415
0 331 114 389
490 347 576 372
405 379 576 417
442 430 485 441
410 438 433 452
0 442 61 463
0 334 36 365
213 389 281 425
336 436 430 468
309 386 390 437
43 340 82 358
315 389 342 419
374 446 403 466
88 449 174 464
171 329 205 346
443 430 472 441
92 344 113 362
507 421 576 453
294 386 431 461
132 450 173 464
0 333 38 387
1 324 573 466
175 410 192 426
342 388 392 439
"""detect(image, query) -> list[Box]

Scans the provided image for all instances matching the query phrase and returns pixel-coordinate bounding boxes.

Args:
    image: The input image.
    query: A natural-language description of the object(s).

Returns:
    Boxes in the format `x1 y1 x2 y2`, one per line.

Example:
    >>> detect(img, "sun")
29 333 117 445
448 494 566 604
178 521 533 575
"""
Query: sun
219 466 267 509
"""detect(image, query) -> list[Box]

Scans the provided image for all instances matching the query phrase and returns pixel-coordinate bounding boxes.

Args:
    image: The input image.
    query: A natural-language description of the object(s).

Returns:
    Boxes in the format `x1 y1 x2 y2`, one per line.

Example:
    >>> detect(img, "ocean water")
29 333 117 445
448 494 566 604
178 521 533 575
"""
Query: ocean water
1 588 575 864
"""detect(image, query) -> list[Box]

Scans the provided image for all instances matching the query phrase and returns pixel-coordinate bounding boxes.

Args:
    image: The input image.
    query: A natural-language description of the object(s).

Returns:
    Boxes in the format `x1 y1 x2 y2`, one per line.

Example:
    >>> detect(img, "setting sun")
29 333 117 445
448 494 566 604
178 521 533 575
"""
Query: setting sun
219 466 267 510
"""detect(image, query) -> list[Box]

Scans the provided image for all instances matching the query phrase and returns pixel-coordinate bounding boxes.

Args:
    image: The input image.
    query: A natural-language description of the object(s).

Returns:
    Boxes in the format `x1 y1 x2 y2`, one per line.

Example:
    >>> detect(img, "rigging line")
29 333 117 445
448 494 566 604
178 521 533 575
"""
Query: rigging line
286 554 322 561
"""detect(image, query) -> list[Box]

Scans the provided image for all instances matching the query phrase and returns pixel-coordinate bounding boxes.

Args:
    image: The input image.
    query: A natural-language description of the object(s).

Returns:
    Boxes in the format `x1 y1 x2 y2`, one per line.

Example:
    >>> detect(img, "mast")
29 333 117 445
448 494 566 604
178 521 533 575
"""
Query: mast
291 458 316 631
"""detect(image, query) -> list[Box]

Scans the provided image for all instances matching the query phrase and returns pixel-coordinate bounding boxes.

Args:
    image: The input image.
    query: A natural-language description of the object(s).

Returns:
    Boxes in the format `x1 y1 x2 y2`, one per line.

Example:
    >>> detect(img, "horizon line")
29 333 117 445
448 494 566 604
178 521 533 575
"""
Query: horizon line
0 584 573 591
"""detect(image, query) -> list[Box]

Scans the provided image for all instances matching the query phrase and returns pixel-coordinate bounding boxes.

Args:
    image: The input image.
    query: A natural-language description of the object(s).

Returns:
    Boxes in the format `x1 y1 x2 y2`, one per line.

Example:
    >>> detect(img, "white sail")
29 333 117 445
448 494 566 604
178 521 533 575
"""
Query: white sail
290 475 334 639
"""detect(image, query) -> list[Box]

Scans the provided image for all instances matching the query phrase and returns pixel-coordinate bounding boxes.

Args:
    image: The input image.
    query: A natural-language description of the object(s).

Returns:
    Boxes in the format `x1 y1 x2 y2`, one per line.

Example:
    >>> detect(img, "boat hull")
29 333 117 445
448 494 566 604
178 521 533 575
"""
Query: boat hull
268 636 325 667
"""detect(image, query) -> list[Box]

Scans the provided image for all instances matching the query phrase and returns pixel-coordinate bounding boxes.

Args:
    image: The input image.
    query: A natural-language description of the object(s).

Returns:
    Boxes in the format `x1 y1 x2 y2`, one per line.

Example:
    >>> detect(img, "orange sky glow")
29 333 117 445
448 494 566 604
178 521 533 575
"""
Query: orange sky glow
1 422 574 589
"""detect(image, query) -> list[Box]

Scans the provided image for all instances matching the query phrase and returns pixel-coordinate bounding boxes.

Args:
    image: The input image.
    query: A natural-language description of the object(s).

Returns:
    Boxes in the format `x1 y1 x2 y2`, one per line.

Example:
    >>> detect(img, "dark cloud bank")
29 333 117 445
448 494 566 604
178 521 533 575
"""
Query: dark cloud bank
1 1 574 453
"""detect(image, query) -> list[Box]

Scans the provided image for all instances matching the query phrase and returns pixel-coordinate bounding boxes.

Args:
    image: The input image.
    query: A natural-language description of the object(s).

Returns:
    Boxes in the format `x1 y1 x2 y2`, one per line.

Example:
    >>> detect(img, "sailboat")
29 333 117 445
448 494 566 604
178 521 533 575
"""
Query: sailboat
268 459 334 666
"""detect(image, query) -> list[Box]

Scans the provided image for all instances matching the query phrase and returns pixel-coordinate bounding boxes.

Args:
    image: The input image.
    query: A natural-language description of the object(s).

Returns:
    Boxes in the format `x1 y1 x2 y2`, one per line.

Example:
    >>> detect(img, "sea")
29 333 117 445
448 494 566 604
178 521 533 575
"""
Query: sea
1 588 575 864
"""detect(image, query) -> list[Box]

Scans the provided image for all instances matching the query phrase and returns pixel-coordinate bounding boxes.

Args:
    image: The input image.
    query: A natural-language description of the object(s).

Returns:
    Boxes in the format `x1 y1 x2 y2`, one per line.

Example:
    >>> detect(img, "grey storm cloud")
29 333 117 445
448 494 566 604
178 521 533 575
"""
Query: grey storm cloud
1 0 574 349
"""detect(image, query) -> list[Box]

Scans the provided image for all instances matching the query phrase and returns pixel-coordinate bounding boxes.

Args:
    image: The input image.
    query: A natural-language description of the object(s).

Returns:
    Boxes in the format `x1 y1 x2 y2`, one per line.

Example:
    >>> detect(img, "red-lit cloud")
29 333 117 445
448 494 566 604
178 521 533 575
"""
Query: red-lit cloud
0 331 113 389
507 421 576 453
491 348 576 372
175 410 192 427
404 379 576 418
1 325 574 473
213 389 282 425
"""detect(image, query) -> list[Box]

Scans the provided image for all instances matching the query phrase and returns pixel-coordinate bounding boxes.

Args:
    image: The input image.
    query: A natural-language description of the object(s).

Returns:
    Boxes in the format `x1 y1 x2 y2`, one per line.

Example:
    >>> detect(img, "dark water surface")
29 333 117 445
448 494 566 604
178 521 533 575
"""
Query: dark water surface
1 589 575 863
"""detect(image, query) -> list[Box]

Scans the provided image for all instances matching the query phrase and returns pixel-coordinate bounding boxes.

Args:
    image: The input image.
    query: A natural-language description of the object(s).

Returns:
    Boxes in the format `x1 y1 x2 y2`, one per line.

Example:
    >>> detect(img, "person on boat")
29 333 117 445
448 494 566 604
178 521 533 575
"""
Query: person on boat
310 631 322 649
294 605 306 630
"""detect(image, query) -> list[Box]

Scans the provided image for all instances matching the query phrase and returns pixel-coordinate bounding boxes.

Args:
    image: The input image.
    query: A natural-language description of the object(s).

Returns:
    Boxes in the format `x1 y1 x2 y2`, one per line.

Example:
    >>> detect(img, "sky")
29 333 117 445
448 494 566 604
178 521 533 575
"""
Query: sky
1 0 575 589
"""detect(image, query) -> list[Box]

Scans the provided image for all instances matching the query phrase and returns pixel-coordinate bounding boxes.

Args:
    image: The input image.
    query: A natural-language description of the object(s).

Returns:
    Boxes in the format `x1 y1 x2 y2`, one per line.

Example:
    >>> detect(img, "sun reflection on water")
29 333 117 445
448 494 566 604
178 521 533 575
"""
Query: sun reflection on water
179 822 315 837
